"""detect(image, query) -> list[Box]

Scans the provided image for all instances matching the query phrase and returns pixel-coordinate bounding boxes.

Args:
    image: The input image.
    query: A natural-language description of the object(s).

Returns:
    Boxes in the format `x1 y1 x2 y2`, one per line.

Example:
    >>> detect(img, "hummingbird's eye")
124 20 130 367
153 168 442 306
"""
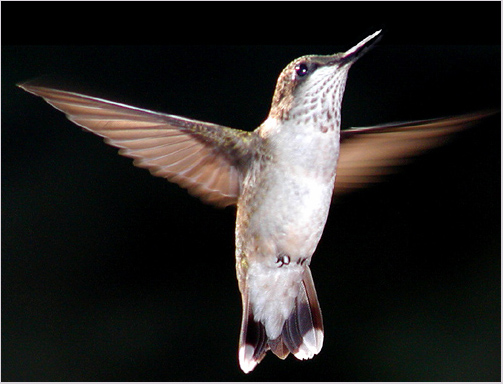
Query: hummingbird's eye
295 63 309 77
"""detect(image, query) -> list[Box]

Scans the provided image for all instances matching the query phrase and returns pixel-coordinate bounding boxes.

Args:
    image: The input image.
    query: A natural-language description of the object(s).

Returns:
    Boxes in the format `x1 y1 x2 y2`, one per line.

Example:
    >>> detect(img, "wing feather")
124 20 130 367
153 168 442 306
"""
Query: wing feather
334 110 498 196
19 83 255 207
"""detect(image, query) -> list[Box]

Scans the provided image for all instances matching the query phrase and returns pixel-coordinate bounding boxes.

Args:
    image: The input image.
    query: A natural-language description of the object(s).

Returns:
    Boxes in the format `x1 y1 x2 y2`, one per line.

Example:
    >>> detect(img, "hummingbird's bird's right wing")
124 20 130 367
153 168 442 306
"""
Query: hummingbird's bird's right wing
19 83 255 207
334 110 498 197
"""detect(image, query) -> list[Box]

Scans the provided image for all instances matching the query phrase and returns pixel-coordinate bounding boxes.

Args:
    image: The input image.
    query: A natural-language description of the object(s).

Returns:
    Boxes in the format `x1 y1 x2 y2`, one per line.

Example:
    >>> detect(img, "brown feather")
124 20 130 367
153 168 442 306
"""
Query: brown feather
19 83 255 207
334 110 498 196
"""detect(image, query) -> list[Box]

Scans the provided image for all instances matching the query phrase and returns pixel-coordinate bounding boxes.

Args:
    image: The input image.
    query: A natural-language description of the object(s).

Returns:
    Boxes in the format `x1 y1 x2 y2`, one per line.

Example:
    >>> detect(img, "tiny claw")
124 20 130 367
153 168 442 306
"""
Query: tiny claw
276 255 290 267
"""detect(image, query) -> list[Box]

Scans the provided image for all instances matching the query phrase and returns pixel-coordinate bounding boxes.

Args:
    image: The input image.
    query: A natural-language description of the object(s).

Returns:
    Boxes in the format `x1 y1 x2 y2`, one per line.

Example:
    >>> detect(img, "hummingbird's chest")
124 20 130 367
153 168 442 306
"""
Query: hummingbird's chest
237 125 340 262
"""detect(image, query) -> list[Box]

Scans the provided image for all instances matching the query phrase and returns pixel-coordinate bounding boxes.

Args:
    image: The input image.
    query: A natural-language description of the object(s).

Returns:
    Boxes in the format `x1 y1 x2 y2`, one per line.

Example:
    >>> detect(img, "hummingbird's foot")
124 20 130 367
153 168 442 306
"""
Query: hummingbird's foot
275 255 290 267
297 257 308 266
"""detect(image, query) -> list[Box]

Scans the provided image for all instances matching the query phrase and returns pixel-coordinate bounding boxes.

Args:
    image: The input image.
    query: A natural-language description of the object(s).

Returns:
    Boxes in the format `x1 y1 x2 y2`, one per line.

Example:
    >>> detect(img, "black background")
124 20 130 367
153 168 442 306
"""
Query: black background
3 2 500 381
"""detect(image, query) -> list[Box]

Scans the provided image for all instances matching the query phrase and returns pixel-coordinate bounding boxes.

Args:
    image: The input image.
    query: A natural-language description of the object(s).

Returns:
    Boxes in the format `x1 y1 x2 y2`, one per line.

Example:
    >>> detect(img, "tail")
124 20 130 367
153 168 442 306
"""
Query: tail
238 267 324 373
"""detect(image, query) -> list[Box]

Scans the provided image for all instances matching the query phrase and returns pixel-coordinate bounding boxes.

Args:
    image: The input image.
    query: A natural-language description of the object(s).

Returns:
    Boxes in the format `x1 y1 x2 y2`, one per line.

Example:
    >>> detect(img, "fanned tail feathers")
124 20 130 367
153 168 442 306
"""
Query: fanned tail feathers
238 267 323 373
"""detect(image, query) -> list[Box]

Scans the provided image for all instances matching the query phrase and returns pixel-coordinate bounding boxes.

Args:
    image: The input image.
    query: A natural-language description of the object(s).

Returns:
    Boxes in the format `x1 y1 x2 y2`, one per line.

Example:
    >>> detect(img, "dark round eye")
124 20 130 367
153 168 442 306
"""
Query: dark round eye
295 63 309 77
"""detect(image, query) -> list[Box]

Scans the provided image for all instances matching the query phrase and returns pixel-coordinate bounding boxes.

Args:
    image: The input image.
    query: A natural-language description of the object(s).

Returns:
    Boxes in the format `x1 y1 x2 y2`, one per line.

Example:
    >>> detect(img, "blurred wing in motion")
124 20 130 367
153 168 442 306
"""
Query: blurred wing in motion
19 83 255 207
334 111 498 197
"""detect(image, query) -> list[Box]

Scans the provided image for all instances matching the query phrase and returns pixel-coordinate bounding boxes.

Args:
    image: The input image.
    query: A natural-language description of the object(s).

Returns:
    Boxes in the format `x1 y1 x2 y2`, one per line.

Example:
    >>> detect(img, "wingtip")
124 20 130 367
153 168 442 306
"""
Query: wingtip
16 81 32 92
16 76 94 97
16 80 50 96
17 77 45 90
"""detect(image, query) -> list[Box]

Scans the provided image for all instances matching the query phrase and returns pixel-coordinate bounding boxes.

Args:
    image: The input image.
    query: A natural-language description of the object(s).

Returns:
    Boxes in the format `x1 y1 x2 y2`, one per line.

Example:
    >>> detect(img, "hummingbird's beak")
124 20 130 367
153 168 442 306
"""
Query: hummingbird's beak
341 29 382 63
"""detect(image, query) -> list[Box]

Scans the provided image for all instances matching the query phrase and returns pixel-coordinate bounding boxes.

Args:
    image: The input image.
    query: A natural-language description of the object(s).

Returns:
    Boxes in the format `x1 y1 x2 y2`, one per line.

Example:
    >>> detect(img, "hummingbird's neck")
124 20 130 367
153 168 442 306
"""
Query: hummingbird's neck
268 66 350 134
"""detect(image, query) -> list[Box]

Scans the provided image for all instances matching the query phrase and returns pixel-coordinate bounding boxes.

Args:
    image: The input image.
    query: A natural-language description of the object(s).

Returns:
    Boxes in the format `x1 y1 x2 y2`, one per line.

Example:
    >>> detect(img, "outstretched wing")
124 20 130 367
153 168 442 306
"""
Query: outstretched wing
19 83 255 207
334 110 498 197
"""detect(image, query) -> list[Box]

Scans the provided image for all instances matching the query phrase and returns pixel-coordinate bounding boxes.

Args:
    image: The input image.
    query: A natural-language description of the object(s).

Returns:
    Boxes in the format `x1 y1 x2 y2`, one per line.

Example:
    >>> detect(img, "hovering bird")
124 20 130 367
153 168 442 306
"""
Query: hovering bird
18 30 495 373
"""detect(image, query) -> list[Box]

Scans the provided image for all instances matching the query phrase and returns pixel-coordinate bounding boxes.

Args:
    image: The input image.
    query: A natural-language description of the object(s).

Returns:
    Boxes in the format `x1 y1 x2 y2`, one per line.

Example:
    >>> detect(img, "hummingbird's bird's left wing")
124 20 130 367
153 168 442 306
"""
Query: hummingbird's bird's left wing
18 83 255 207
333 110 498 197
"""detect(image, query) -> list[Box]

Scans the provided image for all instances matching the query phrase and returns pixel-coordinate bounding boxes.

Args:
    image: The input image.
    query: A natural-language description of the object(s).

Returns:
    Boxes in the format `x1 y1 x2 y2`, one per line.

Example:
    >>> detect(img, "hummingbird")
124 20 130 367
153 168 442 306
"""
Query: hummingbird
18 30 495 373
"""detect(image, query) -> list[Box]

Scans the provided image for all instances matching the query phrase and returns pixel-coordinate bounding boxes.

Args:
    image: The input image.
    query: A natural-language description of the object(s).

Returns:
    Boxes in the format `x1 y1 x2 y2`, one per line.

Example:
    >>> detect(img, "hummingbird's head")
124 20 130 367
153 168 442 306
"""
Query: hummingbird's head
268 30 382 125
